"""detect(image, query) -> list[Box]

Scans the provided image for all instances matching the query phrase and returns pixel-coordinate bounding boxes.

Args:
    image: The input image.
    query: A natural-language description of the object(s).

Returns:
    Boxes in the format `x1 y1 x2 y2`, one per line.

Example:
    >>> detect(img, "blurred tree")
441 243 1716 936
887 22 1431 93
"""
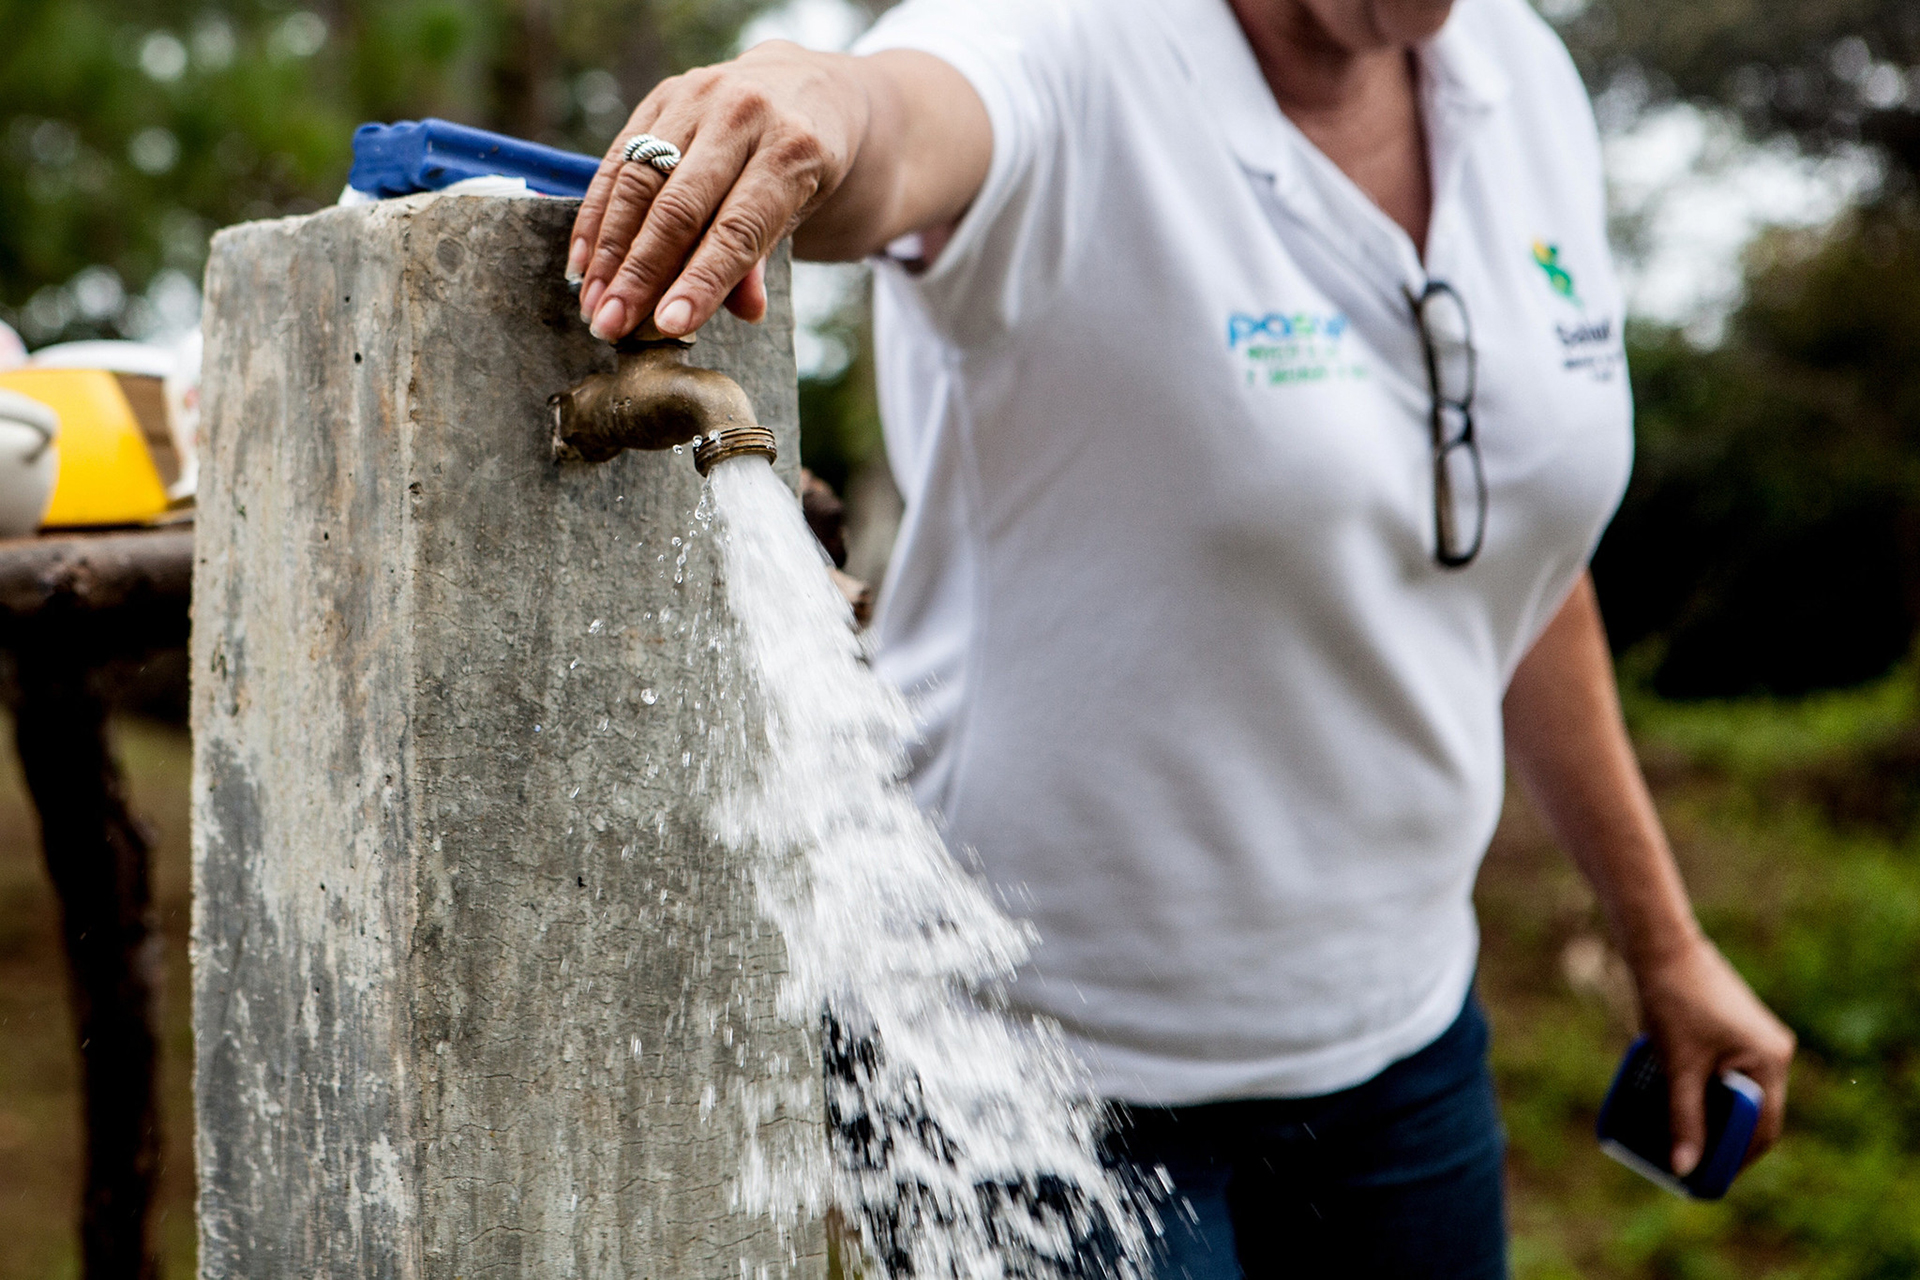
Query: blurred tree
1594 201 1920 695
1560 0 1920 178
1558 0 1920 694
0 0 779 346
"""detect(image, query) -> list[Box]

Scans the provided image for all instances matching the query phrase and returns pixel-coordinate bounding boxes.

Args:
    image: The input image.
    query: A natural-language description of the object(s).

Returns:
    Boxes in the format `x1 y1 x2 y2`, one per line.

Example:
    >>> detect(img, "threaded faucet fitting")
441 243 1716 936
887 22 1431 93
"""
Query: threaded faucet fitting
693 426 778 476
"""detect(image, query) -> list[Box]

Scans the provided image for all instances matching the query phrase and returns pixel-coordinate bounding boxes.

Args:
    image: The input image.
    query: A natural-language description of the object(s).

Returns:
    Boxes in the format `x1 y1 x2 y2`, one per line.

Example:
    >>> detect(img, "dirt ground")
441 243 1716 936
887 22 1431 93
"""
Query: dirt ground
0 715 197 1280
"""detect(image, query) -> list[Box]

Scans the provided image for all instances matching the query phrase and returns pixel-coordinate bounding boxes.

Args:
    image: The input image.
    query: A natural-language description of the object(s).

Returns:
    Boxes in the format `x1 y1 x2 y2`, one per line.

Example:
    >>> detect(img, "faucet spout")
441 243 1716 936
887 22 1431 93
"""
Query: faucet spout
550 325 771 468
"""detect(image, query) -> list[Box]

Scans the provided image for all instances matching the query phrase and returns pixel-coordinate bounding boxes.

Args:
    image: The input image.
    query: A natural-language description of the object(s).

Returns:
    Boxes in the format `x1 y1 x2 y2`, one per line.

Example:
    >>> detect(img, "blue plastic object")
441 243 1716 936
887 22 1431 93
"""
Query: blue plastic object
1596 1035 1764 1200
349 118 600 199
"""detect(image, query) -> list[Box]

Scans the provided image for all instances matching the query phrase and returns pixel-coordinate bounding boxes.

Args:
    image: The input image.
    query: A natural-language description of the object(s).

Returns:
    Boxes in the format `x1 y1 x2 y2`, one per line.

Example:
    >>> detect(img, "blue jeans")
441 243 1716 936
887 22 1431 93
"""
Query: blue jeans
1104 994 1508 1280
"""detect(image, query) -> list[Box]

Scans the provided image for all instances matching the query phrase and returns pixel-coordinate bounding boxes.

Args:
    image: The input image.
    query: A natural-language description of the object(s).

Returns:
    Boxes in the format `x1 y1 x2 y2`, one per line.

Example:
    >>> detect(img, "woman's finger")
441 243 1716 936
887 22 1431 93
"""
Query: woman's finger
1740 1035 1793 1165
724 258 768 323
569 86 673 280
582 151 679 327
1747 1068 1787 1164
570 149 630 285
1665 1053 1709 1177
650 151 819 336
581 99 714 326
592 125 764 340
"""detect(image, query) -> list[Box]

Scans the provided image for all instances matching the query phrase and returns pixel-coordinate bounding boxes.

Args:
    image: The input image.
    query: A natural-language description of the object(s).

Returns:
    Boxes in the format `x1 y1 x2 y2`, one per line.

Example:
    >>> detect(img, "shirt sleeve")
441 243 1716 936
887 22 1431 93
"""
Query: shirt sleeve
853 0 1104 347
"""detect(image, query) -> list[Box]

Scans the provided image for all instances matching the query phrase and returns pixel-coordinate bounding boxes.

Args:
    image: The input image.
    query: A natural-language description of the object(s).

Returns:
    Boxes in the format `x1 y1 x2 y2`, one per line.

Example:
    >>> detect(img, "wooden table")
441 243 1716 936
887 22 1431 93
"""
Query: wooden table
0 524 192 1280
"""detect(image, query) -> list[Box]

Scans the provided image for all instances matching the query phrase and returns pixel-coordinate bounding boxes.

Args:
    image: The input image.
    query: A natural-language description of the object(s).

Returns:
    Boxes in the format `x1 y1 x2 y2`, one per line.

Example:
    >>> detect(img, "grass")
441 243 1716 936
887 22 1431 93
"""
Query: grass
2 666 1919 1276
1483 662 1920 1280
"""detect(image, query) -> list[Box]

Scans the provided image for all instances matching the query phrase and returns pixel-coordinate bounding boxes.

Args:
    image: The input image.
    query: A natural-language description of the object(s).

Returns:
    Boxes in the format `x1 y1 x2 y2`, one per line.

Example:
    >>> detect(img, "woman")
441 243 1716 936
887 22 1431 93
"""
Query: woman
568 0 1795 1274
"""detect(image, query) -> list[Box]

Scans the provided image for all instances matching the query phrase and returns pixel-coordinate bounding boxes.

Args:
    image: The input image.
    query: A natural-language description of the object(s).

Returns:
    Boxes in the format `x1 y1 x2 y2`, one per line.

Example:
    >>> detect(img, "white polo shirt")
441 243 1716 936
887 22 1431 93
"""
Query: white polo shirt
855 0 1632 1104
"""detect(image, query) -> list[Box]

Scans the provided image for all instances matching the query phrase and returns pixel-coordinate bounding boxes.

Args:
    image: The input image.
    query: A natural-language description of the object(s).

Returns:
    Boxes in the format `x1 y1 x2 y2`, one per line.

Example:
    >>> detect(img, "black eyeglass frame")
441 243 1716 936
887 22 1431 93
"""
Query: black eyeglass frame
1406 280 1487 569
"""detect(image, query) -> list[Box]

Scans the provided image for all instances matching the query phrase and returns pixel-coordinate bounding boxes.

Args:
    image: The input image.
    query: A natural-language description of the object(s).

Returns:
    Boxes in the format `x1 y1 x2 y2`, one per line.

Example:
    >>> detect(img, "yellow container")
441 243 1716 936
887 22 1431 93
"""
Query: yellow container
0 368 172 527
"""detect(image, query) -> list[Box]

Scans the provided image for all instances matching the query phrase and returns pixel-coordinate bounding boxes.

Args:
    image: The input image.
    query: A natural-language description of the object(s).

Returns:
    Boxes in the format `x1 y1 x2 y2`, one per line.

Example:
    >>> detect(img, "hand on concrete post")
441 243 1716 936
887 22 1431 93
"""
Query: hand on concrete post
566 42 991 344
569 42 867 342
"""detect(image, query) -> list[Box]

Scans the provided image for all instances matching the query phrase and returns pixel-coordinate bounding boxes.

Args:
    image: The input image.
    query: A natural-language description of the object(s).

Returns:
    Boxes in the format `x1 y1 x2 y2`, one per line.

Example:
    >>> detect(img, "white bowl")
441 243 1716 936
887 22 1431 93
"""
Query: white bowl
0 389 61 538
27 339 176 377
0 320 25 372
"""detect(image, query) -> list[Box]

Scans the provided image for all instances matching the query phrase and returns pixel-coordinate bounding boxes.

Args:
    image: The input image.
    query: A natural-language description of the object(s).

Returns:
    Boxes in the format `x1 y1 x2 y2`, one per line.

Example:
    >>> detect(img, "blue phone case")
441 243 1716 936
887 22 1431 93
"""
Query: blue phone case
1596 1035 1763 1200
348 119 601 200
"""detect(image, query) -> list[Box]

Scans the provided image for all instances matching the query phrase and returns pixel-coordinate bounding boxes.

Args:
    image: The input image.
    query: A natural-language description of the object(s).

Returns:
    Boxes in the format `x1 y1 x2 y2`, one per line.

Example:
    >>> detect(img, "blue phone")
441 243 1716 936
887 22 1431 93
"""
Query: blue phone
1595 1035 1763 1200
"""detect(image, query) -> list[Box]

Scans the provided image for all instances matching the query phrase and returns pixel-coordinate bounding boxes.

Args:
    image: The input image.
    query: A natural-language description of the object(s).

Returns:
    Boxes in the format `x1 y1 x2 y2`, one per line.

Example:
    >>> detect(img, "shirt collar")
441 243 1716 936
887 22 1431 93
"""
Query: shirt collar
1163 0 1511 188
1424 7 1511 118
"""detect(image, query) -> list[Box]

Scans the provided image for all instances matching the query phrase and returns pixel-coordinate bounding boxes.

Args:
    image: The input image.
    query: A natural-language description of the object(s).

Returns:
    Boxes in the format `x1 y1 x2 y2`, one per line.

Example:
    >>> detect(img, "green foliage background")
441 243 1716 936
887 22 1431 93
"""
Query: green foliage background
1482 661 1920 1280
1594 206 1920 697
1558 0 1920 696
2 1 1920 1278
0 0 780 344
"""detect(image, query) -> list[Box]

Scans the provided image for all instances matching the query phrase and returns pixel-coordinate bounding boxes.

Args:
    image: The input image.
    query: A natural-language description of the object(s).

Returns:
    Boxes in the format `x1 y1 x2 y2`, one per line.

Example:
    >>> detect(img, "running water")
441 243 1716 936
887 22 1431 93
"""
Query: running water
699 456 1152 1279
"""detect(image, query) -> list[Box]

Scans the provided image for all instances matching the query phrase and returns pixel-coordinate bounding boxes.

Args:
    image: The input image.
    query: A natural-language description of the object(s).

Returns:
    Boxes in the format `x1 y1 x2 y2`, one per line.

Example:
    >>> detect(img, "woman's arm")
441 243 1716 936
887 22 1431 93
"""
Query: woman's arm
567 41 992 344
1503 572 1796 1175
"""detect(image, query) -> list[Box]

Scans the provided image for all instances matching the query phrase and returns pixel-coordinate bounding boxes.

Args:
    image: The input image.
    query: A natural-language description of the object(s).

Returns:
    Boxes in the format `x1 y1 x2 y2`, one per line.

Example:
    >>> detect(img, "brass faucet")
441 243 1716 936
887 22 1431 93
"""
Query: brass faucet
550 320 776 475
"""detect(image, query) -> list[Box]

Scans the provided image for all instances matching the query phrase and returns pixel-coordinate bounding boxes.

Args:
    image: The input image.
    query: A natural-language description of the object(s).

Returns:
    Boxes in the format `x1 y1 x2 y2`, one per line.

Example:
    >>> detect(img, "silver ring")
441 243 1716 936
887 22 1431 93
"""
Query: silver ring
621 133 681 174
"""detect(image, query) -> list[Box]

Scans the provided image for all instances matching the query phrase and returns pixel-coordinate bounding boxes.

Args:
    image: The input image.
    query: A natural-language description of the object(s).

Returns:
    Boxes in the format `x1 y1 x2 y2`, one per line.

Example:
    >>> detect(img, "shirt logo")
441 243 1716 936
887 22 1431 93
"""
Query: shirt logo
1533 240 1621 383
1228 310 1367 387
1532 241 1581 306
1556 315 1619 380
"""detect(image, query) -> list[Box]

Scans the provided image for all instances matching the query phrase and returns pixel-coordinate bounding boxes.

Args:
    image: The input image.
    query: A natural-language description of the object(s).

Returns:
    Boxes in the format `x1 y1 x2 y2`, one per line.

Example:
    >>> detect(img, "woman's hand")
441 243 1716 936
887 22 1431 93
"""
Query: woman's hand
1634 935 1795 1174
567 42 990 344
570 42 865 341
1504 573 1797 1174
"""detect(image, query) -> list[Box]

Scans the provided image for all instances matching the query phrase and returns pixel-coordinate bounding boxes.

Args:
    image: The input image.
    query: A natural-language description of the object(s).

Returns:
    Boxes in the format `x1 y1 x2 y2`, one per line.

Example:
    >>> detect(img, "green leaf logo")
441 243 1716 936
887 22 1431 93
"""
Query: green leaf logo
1532 240 1579 304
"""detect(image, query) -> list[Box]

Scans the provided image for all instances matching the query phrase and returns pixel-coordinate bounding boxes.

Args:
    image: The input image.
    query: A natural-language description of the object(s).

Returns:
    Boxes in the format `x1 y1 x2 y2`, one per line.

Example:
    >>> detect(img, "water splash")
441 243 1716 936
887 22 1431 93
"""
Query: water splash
702 458 1150 1279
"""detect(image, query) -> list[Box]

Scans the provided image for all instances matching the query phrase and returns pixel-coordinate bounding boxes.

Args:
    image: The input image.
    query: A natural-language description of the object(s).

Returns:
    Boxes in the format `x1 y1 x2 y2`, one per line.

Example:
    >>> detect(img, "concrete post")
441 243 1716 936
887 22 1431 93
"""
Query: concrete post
191 197 822 1278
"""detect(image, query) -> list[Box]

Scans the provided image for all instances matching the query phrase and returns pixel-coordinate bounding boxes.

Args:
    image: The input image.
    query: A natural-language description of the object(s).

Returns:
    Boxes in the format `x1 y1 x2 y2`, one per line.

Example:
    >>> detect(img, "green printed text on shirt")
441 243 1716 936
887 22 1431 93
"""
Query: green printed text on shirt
1229 311 1369 388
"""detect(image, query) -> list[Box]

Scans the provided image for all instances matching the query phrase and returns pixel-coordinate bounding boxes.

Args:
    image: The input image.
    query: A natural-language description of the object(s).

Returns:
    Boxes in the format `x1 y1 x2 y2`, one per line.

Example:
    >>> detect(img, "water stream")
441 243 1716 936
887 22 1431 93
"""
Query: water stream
700 457 1152 1279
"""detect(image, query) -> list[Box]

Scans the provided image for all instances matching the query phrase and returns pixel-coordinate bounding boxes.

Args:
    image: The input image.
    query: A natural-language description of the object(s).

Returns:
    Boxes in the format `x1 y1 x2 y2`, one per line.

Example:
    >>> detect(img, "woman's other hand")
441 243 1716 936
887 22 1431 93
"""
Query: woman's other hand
1634 935 1795 1175
567 42 990 343
1505 573 1797 1176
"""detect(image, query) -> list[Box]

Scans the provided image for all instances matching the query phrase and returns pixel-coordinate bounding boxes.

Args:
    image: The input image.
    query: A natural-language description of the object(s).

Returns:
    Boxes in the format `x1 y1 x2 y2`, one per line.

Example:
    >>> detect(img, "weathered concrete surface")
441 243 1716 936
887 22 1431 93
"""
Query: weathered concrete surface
192 196 821 1278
